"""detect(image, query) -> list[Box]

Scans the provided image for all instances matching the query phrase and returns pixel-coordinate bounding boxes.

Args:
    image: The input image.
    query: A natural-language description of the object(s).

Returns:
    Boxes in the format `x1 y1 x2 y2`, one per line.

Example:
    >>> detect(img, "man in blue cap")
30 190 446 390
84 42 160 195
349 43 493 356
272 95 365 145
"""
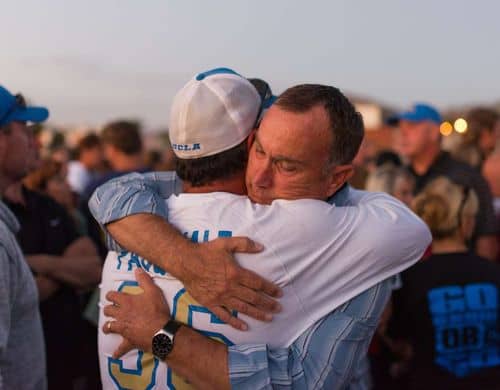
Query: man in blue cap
389 103 497 261
0 85 48 389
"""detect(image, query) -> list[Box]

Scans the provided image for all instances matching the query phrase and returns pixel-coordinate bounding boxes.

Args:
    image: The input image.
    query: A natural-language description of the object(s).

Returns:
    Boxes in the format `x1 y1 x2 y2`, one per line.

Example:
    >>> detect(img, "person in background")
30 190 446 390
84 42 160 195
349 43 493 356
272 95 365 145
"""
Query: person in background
50 145 71 165
451 107 499 169
365 163 415 206
5 165 102 389
80 120 148 257
389 103 498 261
482 151 500 262
0 85 47 390
83 120 146 200
145 149 163 171
24 158 88 235
2 96 102 388
67 133 104 197
390 176 500 389
364 152 416 388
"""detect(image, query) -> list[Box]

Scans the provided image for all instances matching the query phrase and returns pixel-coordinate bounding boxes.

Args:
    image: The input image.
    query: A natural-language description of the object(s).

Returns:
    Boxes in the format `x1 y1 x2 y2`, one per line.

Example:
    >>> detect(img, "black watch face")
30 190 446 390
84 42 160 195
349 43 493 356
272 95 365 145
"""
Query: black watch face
152 333 173 360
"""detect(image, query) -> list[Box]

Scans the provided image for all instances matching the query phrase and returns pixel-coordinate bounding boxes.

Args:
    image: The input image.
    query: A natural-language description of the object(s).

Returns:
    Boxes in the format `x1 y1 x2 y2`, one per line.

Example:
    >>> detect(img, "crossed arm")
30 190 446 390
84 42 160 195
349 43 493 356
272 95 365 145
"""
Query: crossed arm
27 236 102 300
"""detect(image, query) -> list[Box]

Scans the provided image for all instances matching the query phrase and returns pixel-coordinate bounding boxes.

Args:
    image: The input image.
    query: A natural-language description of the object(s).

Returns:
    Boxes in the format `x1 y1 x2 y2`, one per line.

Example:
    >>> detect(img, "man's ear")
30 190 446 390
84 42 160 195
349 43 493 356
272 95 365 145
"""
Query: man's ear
247 130 256 149
326 164 354 197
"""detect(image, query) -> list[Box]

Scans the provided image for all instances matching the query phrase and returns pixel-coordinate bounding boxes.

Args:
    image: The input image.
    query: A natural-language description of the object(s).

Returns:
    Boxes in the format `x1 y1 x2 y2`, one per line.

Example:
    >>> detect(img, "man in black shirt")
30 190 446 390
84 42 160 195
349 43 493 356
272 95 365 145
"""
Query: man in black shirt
389 103 497 261
3 115 102 388
4 181 103 389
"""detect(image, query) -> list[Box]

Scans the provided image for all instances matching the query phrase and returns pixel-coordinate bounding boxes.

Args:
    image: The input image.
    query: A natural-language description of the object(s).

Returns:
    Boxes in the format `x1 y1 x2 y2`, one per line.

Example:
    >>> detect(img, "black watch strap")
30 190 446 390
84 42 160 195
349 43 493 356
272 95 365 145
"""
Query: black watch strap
152 320 183 361
163 319 182 337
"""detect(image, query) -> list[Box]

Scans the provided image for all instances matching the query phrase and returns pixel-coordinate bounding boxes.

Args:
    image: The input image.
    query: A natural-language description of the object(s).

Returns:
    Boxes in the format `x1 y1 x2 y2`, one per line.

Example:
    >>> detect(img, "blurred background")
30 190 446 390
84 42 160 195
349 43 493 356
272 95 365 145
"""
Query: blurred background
2 1 499 389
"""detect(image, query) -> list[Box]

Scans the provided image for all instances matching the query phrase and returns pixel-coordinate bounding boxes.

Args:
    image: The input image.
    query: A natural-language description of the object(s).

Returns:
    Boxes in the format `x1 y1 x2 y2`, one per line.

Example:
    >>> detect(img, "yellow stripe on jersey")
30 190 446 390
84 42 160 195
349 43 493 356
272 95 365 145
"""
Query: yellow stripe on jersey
108 282 160 390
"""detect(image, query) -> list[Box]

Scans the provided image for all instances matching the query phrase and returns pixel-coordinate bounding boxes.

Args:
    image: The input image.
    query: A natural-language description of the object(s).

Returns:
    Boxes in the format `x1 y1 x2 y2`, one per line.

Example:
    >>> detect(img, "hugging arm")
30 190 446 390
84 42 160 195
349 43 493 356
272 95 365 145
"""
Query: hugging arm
89 172 282 329
105 268 393 389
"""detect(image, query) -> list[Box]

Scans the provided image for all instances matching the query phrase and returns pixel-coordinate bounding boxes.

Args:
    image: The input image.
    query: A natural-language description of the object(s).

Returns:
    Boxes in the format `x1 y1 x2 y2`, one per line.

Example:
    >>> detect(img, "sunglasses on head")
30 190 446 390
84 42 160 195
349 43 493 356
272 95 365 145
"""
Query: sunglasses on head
248 78 273 128
0 93 26 127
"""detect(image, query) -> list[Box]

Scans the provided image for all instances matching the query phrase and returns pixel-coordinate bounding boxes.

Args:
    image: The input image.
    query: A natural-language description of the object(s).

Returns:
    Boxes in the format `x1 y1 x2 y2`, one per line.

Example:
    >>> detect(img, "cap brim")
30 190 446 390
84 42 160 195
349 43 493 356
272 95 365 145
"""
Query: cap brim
7 106 49 124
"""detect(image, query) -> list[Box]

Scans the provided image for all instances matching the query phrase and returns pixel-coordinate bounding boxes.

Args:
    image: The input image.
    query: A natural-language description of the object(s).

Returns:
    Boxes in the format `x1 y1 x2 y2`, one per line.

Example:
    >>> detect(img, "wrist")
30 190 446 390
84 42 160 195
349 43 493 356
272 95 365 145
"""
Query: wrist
152 319 183 360
168 240 200 282
33 255 53 276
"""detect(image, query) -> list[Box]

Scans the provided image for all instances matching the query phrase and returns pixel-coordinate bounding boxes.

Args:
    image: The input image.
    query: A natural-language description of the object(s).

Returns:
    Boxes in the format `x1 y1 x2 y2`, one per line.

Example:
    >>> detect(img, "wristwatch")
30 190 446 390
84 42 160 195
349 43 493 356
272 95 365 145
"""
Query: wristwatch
152 320 183 360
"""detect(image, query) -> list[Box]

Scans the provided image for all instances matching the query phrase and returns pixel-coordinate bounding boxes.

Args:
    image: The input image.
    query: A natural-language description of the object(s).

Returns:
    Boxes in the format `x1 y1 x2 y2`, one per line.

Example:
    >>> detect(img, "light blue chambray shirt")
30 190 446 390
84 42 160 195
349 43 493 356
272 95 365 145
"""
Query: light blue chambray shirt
89 172 394 389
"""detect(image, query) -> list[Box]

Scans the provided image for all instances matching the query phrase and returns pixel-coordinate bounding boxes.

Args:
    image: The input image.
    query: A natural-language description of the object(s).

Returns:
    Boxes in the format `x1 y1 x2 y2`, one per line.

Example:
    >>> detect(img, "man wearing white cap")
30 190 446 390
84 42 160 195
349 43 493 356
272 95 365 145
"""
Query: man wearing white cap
96 69 430 389
0 86 47 390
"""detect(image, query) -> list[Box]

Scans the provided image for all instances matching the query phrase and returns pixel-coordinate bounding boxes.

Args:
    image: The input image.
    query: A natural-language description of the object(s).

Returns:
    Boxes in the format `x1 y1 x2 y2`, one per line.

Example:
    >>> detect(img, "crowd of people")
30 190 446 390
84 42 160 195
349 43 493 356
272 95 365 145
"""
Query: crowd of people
0 69 499 390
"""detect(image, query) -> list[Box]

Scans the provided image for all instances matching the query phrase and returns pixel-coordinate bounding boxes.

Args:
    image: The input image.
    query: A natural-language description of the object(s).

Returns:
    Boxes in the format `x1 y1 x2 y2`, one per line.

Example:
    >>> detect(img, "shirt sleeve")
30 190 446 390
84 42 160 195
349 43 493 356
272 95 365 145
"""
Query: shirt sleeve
265 190 430 333
0 247 12 387
228 190 428 389
87 171 182 251
228 279 392 389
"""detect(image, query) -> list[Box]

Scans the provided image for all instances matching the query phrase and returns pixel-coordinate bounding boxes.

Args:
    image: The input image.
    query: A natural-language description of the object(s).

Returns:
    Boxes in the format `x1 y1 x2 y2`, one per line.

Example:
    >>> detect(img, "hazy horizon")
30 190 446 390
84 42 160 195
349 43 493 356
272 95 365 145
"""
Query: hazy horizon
3 0 500 129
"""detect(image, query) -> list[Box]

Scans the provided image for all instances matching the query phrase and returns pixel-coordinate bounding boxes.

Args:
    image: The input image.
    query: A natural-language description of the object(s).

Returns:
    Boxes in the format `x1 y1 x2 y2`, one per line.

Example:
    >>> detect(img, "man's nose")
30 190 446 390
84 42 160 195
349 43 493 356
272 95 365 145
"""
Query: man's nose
253 161 273 188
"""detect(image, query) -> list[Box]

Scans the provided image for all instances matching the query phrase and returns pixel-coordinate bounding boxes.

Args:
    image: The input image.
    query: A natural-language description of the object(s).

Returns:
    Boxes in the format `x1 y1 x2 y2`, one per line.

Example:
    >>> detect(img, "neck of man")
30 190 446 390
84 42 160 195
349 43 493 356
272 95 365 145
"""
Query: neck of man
0 177 9 198
3 181 26 206
431 234 468 254
110 153 144 172
182 173 247 196
411 144 441 175
0 172 15 198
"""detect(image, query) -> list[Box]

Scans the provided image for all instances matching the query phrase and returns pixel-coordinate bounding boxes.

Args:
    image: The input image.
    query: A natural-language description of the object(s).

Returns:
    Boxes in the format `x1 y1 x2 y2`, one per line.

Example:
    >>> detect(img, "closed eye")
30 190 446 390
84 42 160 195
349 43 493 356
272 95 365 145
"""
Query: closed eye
254 142 266 157
277 160 298 173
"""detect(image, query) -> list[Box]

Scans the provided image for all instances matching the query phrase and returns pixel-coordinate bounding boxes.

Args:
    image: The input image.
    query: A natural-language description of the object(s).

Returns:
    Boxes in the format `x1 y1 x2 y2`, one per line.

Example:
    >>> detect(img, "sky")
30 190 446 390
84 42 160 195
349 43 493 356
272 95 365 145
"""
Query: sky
2 0 500 129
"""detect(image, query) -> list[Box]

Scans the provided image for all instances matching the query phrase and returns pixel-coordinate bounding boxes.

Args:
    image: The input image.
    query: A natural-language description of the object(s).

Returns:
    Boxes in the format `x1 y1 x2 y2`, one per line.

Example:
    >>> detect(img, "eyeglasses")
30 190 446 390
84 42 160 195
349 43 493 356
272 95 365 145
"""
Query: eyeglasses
457 185 471 228
0 93 26 128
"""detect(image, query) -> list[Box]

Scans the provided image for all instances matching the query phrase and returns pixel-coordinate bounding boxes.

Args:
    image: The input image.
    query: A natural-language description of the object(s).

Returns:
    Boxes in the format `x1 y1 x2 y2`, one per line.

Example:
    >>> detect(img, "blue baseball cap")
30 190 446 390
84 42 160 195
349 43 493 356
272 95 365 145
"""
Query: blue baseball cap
0 85 49 127
387 103 442 126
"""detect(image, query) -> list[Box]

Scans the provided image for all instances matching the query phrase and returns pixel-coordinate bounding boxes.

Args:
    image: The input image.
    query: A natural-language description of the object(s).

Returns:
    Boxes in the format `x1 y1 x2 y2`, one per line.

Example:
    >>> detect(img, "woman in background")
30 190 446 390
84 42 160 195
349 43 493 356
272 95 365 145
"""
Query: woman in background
390 176 500 389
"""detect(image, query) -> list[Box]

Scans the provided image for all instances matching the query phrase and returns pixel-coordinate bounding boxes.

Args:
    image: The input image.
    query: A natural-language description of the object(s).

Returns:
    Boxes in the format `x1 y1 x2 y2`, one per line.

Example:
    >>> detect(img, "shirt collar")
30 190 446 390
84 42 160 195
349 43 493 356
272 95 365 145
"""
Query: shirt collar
327 183 350 207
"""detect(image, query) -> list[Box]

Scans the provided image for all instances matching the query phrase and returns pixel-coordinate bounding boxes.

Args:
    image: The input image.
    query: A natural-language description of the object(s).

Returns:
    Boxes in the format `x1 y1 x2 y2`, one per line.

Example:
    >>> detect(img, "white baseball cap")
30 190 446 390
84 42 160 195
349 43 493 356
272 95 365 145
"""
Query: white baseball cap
169 68 262 159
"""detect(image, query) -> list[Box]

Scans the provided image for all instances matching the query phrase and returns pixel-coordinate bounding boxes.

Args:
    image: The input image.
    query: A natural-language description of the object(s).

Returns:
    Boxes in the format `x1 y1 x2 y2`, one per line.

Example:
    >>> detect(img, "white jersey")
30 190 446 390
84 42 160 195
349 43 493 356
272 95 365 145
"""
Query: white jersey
99 189 430 389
